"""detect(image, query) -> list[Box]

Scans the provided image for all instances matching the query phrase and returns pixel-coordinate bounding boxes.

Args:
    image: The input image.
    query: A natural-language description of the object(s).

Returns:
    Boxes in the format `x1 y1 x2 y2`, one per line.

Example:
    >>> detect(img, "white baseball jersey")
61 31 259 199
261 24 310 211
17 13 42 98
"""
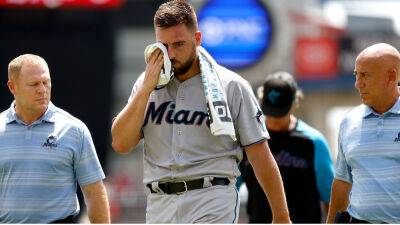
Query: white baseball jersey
129 65 269 184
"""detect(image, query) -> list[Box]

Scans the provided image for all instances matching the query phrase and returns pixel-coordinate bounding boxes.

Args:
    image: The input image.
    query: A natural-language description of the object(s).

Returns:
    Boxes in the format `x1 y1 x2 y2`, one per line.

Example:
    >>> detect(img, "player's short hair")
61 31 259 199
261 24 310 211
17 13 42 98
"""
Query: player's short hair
8 54 49 81
154 0 198 31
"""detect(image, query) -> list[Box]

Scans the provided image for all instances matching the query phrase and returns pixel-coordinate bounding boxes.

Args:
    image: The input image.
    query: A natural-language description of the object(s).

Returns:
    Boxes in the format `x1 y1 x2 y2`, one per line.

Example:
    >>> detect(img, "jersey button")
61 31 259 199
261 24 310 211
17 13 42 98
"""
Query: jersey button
178 130 182 135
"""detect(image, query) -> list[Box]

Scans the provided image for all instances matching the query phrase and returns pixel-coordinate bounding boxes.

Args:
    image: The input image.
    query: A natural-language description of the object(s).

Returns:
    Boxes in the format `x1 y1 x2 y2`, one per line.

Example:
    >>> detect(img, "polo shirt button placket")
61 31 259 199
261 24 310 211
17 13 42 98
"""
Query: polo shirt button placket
377 118 384 137
26 126 32 140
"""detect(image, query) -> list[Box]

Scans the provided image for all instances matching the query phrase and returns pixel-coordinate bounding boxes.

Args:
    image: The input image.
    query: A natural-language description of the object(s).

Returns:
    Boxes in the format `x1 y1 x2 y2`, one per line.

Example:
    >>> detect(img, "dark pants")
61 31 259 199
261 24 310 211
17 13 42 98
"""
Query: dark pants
335 212 370 224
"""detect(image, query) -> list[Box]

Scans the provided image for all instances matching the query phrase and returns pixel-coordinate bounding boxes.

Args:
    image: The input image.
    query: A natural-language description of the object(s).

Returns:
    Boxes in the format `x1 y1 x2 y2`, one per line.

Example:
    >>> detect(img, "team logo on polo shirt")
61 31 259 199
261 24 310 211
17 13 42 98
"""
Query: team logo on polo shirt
42 134 58 148
394 132 400 142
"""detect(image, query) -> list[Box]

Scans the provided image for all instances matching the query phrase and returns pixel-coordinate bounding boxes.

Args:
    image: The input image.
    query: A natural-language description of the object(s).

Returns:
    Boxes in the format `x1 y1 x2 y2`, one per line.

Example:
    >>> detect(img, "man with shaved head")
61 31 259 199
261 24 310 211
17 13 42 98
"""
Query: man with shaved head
327 43 400 223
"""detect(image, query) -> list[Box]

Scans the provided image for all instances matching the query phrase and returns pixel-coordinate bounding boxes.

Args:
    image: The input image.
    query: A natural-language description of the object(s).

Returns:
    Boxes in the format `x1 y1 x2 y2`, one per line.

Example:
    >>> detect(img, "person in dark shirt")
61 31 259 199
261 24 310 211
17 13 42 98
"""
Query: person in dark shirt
240 71 334 223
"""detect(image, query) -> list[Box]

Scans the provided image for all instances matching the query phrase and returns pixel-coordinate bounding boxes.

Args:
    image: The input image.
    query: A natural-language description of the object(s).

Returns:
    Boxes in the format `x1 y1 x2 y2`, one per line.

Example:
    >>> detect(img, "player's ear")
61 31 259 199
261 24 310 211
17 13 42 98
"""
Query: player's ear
195 31 202 46
292 98 299 110
388 68 398 85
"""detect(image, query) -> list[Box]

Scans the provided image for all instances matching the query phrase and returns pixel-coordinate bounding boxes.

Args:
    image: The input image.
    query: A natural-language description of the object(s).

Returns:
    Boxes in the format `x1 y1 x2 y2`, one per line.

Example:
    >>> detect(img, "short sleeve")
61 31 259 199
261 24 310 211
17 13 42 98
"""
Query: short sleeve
128 72 145 103
229 80 269 147
334 122 353 183
74 124 105 186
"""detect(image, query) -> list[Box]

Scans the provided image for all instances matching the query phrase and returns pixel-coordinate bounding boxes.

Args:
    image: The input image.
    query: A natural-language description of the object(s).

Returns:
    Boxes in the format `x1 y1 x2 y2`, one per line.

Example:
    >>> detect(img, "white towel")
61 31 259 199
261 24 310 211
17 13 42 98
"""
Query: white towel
197 46 236 141
144 43 174 88
143 43 236 141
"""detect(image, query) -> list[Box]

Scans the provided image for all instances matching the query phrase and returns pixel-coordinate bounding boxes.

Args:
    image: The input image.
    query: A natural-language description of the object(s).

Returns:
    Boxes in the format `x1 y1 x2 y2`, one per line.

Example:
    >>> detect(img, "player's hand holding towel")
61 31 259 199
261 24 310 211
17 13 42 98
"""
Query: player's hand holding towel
144 42 174 88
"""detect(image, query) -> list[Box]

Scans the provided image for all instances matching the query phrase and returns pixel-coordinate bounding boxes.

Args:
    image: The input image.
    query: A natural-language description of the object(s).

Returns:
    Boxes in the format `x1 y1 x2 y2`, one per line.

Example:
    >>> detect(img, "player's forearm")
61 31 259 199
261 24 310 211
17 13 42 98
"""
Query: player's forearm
326 179 351 223
111 87 152 153
258 156 290 223
245 142 291 223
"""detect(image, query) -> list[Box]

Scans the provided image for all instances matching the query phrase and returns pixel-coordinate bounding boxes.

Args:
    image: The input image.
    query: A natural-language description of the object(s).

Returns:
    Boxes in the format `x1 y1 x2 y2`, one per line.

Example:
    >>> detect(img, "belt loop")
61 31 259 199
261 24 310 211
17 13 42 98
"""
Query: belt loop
176 181 188 195
151 182 164 194
203 177 212 188
182 181 188 192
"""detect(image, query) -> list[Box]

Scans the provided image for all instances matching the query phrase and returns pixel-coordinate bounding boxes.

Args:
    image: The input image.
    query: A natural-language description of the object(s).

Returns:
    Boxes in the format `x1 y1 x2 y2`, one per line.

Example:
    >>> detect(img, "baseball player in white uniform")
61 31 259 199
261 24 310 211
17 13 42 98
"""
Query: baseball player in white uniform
111 0 290 223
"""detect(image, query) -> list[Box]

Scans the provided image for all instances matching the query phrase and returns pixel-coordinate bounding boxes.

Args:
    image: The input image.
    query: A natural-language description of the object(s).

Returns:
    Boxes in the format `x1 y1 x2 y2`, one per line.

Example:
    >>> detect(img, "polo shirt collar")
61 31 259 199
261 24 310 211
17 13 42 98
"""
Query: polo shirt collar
41 102 57 123
363 96 400 118
6 101 57 124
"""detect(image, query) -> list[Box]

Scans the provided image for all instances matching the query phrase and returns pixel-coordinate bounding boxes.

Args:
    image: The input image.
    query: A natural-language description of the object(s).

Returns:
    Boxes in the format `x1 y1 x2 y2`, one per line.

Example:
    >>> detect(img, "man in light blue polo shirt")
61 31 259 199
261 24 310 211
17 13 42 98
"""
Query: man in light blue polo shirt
327 43 400 223
0 54 110 223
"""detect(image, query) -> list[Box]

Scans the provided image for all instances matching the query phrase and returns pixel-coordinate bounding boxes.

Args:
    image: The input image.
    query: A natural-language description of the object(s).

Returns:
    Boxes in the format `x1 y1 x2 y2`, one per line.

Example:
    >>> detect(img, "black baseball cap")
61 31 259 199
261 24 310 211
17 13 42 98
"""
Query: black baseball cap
260 71 298 117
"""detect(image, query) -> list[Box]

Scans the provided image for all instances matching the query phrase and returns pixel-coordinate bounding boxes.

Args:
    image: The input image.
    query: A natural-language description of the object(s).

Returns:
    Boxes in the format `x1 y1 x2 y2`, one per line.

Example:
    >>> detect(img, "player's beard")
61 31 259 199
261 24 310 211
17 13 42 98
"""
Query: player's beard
171 51 197 77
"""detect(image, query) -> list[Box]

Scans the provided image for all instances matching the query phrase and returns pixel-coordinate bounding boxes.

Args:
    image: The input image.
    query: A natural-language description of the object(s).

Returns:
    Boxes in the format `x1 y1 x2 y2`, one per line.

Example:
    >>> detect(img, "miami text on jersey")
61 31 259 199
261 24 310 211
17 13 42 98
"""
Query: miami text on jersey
144 101 210 126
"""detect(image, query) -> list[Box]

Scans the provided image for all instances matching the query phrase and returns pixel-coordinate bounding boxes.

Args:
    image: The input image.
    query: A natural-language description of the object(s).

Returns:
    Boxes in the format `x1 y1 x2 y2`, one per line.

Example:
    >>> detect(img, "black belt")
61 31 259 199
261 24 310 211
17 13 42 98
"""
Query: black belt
50 215 76 224
147 177 230 194
350 217 370 224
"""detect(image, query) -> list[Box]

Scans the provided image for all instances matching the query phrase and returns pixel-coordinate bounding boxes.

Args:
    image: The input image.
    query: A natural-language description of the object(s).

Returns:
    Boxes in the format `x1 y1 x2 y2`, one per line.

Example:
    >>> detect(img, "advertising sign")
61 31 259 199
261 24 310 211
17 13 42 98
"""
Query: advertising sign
295 37 339 80
0 0 121 9
198 0 273 69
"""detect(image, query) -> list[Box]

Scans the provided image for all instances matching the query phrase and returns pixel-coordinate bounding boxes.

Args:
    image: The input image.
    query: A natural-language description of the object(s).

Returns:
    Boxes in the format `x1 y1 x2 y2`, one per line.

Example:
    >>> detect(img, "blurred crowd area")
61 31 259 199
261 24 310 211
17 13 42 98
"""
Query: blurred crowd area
1 0 399 223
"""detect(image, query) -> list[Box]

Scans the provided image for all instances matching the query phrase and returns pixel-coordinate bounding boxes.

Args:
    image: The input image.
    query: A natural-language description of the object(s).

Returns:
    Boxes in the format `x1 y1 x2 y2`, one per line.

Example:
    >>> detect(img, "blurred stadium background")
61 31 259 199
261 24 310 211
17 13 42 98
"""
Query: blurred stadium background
0 0 399 222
